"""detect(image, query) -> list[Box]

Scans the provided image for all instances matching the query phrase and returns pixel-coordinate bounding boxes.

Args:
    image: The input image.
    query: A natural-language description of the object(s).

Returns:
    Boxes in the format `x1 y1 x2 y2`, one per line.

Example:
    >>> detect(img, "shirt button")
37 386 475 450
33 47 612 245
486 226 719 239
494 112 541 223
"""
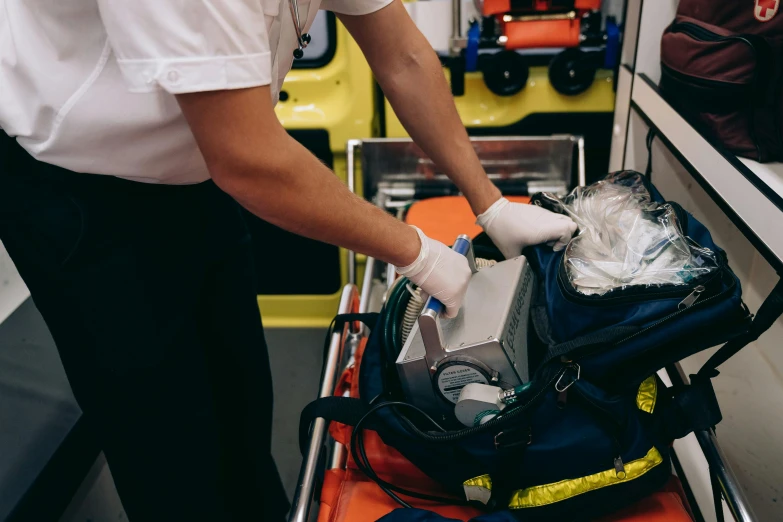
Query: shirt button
143 71 154 85
167 70 180 84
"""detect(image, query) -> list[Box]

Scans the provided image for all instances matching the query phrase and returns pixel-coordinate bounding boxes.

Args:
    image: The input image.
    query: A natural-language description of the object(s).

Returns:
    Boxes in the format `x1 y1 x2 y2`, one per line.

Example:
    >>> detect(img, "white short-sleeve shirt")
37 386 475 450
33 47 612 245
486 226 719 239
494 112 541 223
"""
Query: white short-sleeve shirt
0 0 392 184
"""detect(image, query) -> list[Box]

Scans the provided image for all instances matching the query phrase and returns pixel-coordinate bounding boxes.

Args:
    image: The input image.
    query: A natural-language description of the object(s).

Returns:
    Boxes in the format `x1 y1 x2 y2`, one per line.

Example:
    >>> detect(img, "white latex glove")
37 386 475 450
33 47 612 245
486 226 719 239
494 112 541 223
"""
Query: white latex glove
396 227 471 319
477 198 577 259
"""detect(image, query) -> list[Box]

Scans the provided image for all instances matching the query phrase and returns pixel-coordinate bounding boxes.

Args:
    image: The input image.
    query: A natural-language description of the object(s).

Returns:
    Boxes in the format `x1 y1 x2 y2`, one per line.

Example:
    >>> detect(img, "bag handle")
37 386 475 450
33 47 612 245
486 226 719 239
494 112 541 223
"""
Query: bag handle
298 396 371 454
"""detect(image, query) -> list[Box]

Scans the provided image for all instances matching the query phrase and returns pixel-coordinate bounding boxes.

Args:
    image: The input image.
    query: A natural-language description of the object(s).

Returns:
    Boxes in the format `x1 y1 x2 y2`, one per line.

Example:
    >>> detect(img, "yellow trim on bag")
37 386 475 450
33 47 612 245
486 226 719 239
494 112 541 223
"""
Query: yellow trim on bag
463 475 493 504
636 375 658 414
507 447 663 509
463 475 493 490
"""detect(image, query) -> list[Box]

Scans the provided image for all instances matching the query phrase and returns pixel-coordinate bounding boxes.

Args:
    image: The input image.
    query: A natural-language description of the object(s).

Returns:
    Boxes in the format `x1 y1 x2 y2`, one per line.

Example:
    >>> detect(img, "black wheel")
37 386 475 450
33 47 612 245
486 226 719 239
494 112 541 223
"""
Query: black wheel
548 48 596 96
481 50 529 97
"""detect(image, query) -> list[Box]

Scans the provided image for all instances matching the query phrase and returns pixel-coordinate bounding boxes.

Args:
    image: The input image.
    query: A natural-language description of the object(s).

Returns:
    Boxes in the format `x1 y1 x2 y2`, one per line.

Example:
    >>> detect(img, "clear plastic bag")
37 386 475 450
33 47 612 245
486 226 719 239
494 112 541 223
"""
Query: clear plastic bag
548 171 718 296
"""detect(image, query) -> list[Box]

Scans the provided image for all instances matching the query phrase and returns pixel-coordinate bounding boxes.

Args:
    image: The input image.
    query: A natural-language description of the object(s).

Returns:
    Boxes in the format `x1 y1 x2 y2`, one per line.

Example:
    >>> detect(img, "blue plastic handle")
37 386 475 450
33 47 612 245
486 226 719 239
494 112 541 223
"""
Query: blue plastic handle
465 21 480 73
604 17 620 69
422 235 472 317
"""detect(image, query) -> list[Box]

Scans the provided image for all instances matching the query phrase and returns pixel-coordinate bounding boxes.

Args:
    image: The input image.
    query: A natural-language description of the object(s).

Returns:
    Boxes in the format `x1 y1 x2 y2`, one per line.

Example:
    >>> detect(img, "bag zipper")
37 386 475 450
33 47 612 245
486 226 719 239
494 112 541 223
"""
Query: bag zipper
678 285 705 309
670 21 725 43
572 385 628 478
575 273 737 362
661 63 752 92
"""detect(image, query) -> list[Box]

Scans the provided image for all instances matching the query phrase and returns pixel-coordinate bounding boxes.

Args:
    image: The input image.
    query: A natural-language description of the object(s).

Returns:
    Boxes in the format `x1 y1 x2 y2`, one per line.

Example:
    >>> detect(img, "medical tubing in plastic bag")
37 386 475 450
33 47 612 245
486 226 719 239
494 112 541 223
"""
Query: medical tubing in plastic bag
547 171 719 296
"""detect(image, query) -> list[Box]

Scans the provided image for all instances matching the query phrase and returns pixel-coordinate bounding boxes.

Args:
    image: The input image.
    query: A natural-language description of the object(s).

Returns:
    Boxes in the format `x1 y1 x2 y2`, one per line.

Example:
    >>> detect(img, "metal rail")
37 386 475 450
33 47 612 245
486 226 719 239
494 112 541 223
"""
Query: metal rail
667 364 756 522
451 0 462 55
346 139 362 285
288 284 360 522
503 10 577 22
359 256 375 315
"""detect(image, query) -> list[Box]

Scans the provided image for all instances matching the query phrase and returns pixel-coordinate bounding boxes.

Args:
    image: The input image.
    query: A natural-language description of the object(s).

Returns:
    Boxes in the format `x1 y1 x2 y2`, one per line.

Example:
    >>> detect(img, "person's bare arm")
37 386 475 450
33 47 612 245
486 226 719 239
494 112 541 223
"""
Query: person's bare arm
338 1 501 216
175 86 420 267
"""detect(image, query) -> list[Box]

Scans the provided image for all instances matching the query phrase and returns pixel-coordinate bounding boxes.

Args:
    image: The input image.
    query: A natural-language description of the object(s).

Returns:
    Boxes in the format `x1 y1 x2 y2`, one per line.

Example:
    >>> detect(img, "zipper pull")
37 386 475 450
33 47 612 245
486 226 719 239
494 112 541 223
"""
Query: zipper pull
557 388 568 409
614 456 627 479
678 285 706 310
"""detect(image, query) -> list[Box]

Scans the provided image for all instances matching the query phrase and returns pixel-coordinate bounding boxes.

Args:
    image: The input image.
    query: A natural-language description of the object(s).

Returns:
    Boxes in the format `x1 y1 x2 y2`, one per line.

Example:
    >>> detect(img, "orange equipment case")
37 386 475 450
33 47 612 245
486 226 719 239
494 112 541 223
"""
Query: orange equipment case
482 0 603 50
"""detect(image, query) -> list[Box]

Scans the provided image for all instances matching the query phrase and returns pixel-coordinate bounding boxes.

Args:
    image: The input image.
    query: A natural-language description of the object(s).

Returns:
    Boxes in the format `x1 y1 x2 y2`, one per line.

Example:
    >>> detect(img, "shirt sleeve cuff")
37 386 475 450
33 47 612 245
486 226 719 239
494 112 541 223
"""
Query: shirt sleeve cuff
321 0 393 16
116 53 273 94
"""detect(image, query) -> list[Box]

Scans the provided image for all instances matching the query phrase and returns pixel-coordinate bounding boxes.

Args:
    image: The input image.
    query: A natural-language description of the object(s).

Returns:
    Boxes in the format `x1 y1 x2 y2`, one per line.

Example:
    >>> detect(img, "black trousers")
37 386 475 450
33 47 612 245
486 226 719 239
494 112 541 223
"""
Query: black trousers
0 133 289 521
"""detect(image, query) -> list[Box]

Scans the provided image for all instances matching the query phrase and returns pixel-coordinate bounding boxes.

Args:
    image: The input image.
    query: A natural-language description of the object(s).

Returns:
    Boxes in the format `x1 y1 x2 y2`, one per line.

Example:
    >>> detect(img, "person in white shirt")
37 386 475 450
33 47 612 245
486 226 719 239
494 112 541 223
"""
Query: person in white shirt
0 0 576 520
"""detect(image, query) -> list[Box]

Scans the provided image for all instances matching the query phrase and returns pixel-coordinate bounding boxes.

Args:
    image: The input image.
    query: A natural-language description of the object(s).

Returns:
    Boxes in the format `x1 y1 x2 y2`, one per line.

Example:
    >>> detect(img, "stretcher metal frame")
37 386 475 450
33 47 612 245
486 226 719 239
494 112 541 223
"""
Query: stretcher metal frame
346 136 586 286
289 136 756 522
289 283 361 522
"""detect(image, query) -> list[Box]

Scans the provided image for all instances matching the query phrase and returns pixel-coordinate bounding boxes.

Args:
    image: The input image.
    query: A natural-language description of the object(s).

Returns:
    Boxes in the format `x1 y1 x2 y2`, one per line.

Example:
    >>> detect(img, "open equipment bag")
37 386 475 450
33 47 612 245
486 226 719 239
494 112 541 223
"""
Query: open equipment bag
301 171 783 521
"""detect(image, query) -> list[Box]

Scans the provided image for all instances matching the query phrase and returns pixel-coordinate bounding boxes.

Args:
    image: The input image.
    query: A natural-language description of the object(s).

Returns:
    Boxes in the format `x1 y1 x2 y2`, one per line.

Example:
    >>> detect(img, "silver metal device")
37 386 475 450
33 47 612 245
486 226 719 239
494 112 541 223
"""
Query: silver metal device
395 238 536 423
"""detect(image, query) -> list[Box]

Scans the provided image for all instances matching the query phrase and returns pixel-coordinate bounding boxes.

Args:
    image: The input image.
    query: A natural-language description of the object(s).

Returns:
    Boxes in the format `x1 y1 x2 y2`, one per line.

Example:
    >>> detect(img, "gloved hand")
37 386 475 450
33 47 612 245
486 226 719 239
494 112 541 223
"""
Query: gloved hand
476 197 577 260
396 227 471 319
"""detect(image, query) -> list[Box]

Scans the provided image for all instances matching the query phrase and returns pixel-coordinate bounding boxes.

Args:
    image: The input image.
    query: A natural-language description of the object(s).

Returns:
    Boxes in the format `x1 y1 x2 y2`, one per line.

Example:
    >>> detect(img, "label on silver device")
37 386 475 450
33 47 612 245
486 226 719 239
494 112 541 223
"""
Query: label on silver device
436 365 489 404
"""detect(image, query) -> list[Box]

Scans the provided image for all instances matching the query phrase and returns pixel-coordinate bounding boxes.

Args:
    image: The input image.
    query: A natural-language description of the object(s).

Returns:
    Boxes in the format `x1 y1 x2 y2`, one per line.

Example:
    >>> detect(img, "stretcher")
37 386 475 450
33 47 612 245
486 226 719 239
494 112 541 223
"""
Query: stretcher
437 0 618 98
290 137 757 522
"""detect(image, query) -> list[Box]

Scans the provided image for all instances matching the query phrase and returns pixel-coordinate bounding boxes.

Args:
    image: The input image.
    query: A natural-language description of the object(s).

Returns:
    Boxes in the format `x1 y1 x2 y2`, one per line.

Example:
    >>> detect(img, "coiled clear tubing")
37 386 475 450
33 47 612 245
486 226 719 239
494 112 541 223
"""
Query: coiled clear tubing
541 171 718 296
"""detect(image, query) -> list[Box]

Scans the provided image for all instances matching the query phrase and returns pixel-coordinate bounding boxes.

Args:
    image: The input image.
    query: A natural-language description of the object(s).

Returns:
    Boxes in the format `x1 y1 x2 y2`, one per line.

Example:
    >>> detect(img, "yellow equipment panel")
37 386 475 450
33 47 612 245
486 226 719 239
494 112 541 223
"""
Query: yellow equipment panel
385 67 615 137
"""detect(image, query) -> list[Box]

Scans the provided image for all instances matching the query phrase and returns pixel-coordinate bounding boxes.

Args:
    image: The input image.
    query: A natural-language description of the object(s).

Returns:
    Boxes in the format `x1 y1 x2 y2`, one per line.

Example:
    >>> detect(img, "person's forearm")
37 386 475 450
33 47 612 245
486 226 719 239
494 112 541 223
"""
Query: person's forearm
215 136 420 268
175 87 420 268
369 24 501 215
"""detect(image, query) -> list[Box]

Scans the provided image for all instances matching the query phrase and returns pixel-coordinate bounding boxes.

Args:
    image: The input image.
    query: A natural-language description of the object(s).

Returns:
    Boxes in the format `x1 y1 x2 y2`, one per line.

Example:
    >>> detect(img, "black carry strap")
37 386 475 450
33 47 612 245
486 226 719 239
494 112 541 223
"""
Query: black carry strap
298 396 371 454
698 279 783 378
316 311 379 387
543 325 639 363
661 280 783 440
661 372 723 441
332 312 380 332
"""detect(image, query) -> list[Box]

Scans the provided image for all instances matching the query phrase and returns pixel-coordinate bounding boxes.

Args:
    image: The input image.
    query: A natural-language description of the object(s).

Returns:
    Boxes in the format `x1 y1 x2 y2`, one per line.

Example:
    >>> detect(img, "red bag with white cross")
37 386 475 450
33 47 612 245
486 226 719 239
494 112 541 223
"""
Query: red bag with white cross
660 0 783 162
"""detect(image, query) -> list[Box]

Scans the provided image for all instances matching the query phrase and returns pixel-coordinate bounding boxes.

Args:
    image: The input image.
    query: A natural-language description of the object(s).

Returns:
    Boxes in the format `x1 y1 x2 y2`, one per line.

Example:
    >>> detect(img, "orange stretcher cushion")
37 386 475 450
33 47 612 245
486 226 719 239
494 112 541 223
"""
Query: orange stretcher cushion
502 19 582 49
347 429 443 488
329 337 452 490
404 196 530 245
596 476 693 522
318 470 693 522
318 469 484 522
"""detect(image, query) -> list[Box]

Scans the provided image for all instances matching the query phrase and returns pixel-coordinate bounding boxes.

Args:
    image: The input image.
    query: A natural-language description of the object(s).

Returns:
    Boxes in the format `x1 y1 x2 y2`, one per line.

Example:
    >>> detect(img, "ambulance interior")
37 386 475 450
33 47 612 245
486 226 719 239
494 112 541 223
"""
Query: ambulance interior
1 1 782 522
